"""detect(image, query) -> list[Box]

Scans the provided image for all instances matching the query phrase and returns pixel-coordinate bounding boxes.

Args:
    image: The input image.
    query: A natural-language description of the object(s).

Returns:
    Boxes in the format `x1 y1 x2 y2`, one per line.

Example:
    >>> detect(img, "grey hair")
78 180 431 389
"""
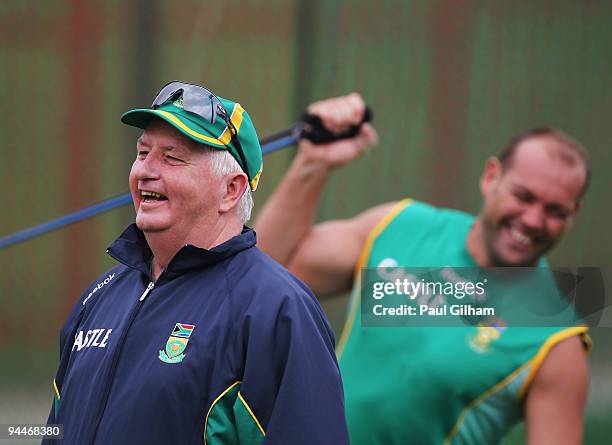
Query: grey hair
205 148 254 223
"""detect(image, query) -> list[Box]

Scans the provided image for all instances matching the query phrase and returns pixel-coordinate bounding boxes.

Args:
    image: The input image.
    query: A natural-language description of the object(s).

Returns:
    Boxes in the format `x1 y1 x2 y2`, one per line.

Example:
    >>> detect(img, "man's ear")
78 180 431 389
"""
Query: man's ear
564 199 582 232
219 172 248 214
480 157 503 198
573 199 582 214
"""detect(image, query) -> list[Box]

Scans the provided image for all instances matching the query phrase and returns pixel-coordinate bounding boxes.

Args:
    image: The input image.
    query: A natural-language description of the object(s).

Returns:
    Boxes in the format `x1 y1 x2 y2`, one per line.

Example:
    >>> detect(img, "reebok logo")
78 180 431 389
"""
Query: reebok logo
82 273 116 306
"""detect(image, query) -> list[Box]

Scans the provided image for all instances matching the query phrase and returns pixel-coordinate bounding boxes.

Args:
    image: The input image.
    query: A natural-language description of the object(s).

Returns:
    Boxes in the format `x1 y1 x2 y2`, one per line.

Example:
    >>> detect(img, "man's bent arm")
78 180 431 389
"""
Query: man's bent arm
255 93 379 296
255 146 335 266
525 336 589 445
284 202 398 297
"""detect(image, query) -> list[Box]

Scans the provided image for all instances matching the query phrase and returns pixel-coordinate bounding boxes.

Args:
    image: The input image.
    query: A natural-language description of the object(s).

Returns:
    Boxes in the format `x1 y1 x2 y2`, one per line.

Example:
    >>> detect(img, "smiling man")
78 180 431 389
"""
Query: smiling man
255 94 591 444
43 82 349 445
468 129 589 269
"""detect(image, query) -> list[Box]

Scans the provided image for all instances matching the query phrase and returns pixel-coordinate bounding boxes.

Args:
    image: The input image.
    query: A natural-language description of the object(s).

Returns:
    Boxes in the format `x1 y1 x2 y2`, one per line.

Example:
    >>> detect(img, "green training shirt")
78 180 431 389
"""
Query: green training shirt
338 199 587 445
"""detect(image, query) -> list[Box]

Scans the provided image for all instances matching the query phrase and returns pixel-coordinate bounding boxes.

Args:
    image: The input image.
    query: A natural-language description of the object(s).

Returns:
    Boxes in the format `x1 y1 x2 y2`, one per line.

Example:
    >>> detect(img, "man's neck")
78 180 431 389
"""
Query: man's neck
466 218 490 267
144 218 243 281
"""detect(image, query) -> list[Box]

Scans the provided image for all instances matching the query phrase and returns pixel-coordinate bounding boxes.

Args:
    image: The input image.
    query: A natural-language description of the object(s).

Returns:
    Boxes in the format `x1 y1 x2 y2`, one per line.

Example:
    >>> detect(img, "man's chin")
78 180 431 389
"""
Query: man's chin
135 217 169 233
490 248 542 267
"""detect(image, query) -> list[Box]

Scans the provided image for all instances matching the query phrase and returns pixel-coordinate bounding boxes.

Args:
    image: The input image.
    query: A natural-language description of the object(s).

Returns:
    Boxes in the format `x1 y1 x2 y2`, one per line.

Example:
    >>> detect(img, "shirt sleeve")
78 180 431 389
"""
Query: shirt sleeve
237 287 350 445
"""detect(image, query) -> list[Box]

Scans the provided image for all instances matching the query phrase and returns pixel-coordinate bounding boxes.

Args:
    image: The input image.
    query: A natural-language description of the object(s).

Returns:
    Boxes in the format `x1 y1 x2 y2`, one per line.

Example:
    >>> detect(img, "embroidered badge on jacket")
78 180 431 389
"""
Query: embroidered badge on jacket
159 323 195 363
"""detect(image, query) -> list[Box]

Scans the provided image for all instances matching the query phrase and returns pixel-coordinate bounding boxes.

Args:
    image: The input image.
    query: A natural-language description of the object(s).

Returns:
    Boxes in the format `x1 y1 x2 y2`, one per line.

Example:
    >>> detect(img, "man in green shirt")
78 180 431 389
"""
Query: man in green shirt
255 93 590 444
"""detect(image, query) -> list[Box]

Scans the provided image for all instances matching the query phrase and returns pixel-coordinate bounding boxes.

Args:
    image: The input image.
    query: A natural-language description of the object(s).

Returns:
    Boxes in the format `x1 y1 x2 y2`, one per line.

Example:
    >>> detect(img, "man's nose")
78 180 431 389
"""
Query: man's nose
521 204 546 232
132 154 161 180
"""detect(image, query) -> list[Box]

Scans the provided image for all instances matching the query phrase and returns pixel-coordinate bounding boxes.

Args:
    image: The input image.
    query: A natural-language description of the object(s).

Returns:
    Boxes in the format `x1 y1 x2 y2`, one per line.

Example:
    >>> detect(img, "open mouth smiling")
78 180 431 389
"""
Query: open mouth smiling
140 190 168 203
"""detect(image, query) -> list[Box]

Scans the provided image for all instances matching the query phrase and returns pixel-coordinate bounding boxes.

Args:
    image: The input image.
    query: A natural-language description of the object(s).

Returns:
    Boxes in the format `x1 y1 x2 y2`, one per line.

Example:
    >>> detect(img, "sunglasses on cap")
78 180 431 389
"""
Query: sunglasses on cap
151 81 251 180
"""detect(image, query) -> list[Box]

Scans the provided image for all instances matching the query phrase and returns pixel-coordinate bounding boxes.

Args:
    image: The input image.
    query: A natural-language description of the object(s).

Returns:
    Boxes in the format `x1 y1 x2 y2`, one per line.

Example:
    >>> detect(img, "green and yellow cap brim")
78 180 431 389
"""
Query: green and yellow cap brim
121 99 263 191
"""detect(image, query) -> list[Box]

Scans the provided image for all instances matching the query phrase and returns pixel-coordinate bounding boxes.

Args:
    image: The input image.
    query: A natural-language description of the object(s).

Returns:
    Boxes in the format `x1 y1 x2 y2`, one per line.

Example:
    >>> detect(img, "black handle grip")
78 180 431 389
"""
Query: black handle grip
300 107 373 144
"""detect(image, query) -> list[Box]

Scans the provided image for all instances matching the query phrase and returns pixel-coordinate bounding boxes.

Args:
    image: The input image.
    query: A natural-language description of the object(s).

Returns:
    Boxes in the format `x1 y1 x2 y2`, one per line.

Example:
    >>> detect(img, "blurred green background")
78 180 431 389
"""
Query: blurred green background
0 1 610 443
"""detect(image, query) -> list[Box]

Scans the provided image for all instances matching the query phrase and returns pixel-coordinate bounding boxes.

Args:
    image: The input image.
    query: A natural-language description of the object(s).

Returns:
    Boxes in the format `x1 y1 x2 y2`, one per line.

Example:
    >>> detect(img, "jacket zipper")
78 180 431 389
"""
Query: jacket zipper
89 280 156 444
139 281 155 301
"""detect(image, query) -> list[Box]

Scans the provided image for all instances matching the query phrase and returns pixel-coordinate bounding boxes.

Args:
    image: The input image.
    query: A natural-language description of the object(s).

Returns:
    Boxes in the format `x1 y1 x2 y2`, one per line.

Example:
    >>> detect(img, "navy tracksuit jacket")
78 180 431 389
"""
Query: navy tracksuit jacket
44 225 349 444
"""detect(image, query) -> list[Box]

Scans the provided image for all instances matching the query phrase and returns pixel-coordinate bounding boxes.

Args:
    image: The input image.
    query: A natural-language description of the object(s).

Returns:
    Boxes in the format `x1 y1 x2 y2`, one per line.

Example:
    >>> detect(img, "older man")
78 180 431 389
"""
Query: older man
44 82 349 445
256 93 591 444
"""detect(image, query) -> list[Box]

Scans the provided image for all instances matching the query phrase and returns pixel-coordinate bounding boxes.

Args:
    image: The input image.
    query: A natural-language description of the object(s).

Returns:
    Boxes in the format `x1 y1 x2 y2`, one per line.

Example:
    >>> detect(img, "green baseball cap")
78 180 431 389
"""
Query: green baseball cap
121 82 263 191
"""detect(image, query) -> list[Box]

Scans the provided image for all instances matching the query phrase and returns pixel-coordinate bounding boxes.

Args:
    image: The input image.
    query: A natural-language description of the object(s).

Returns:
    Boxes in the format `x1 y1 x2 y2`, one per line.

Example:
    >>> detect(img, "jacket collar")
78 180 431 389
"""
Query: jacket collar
106 224 256 279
